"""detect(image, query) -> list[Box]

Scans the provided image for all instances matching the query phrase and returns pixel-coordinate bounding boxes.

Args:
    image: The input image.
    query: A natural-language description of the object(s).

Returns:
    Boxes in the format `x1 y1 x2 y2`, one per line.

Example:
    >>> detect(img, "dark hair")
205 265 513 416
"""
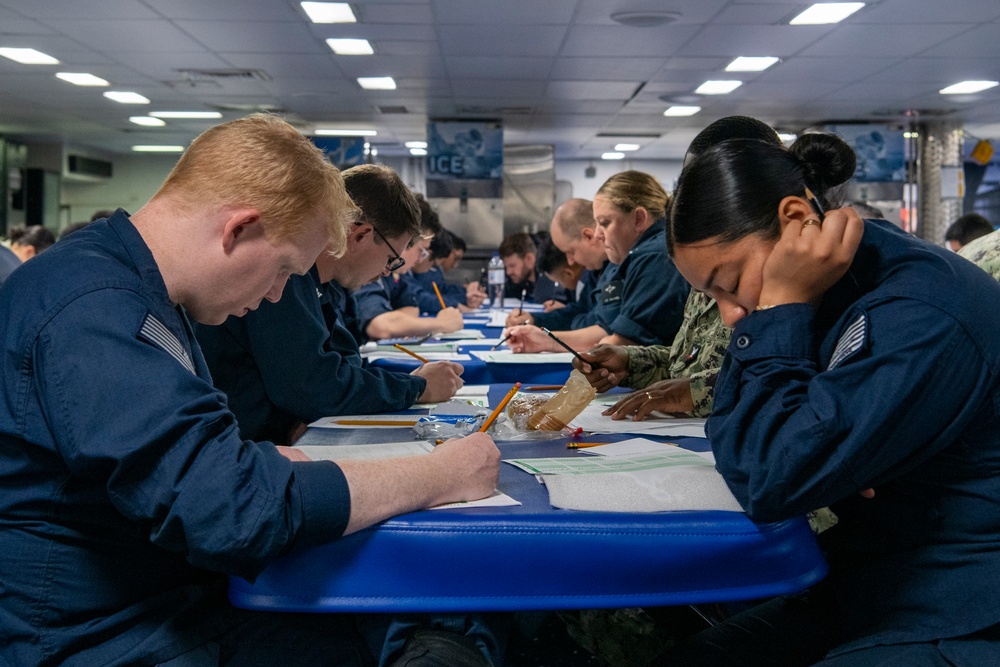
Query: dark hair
499 232 537 259
536 236 569 274
428 226 454 259
59 221 91 241
684 116 781 165
342 164 421 242
448 230 466 252
412 193 443 238
945 213 993 245
90 210 114 222
8 225 56 253
670 132 856 250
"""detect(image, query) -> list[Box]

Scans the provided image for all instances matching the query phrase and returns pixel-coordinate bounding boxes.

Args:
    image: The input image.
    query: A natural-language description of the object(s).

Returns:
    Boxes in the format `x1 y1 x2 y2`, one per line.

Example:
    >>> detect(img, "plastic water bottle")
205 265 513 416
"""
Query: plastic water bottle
487 252 505 312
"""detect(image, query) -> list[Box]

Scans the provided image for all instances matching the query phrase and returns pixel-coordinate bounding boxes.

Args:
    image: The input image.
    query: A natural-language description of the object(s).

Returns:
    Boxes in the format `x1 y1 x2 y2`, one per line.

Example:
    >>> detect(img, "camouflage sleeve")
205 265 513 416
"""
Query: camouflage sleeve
622 292 731 418
687 369 716 418
959 230 1000 282
622 344 675 388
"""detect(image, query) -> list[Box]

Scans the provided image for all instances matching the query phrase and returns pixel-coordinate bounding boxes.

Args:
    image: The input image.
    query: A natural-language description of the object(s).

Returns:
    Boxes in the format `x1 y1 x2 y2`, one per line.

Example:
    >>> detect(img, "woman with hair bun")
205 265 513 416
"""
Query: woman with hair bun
656 130 1000 664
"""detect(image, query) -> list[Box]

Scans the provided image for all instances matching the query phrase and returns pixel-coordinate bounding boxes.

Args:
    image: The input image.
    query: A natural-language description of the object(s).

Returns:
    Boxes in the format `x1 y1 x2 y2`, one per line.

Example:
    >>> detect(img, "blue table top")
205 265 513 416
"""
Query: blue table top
229 387 828 613
369 344 574 385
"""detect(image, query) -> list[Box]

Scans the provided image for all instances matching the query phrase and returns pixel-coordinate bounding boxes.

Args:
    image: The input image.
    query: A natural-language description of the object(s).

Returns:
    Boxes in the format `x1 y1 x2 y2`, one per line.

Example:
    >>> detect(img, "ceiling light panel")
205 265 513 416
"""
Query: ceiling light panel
0 47 59 64
357 76 396 90
790 3 865 25
939 80 999 95
301 2 356 23
694 80 742 94
663 106 701 117
103 91 150 104
326 38 374 55
56 72 109 86
130 116 166 127
725 57 779 72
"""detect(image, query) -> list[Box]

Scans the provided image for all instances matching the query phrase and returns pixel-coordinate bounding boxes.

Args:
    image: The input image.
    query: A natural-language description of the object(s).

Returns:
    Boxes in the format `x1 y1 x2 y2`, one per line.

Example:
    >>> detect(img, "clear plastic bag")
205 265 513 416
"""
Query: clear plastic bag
527 369 596 431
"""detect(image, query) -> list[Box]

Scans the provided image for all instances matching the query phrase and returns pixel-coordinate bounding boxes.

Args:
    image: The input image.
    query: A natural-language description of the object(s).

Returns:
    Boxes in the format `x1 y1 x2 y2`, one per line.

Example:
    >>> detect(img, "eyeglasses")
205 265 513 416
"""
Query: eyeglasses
366 223 406 272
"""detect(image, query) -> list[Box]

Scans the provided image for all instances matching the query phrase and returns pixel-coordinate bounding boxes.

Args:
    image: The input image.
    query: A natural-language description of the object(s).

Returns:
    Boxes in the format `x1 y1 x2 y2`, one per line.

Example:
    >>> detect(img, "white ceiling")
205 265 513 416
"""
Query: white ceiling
0 0 998 159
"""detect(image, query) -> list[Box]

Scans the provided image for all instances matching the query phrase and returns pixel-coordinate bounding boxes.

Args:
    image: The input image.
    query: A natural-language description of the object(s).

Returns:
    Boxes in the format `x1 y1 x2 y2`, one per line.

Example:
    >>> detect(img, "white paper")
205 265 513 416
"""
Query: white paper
456 384 491 397
470 350 575 364
574 437 682 458
434 329 485 340
364 352 472 362
504 447 742 513
568 403 707 438
430 489 521 510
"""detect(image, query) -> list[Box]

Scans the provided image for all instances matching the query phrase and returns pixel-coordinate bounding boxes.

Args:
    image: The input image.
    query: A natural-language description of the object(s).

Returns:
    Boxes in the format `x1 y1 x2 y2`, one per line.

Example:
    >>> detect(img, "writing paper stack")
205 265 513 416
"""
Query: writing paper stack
504 438 743 513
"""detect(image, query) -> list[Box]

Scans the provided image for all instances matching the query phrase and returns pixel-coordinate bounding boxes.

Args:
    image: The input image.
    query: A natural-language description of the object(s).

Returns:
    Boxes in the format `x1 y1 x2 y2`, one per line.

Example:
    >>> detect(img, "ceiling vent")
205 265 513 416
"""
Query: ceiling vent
377 105 409 114
457 105 533 115
164 68 272 88
595 132 662 138
609 10 682 27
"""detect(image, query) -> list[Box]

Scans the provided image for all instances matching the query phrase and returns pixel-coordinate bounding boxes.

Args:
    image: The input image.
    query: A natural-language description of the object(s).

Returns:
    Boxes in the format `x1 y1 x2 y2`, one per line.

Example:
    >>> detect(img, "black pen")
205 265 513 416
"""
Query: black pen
540 327 586 364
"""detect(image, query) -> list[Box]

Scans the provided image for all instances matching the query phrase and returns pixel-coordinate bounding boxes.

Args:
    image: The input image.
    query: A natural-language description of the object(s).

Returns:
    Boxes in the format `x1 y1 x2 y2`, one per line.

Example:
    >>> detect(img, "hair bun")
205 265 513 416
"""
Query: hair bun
790 133 857 192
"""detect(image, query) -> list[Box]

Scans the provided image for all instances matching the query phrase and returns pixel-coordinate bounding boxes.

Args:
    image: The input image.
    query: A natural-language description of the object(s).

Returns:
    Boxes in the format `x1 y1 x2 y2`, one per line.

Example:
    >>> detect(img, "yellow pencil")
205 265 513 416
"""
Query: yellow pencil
566 442 609 449
392 343 430 363
479 382 522 432
432 281 447 310
526 385 564 391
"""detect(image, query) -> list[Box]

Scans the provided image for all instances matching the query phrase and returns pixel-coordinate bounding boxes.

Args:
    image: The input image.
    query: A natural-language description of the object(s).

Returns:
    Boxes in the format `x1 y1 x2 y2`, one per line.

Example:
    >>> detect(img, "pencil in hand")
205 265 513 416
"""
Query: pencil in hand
540 327 585 363
432 281 447 310
392 343 430 363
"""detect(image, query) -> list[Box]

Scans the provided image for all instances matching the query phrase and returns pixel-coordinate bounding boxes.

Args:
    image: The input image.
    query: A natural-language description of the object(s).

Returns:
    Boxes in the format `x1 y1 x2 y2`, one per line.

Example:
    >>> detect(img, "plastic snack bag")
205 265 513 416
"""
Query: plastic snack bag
527 370 596 431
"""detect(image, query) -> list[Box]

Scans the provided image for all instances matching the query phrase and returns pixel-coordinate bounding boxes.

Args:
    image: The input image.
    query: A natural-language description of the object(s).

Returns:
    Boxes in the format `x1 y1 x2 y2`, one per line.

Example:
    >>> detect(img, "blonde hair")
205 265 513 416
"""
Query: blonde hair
595 170 670 221
153 113 358 255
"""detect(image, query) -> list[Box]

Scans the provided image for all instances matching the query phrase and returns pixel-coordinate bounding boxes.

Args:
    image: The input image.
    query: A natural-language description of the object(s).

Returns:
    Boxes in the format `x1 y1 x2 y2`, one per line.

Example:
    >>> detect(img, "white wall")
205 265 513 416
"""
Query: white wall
555 158 684 206
60 153 179 227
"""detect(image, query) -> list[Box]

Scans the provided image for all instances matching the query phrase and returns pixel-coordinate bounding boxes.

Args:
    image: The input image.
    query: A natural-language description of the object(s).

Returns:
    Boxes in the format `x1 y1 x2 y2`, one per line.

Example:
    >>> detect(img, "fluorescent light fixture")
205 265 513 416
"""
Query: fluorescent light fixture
0 47 59 64
149 111 222 119
939 80 999 95
405 141 428 149
357 76 396 90
777 133 798 142
790 3 864 25
409 148 428 156
301 2 356 23
726 56 779 72
55 72 109 86
663 105 701 117
601 152 625 160
103 91 150 104
129 116 166 127
326 38 373 55
695 80 742 95
614 143 641 151
131 145 185 152
314 128 377 136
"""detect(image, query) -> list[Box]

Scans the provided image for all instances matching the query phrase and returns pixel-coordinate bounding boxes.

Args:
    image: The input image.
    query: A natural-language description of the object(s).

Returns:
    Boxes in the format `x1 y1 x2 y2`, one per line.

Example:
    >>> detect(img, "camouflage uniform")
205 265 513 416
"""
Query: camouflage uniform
959 228 1000 281
620 291 730 417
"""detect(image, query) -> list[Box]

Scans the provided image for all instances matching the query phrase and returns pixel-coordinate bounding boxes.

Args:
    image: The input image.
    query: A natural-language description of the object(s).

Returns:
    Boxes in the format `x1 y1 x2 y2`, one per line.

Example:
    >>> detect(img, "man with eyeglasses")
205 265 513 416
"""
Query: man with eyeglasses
194 164 465 446
354 199 466 342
